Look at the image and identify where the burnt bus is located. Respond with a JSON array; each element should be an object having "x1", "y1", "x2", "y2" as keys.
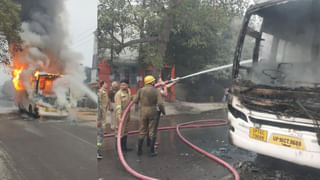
[
  {"x1": 228, "y1": 0, "x2": 320, "y2": 169},
  {"x1": 16, "y1": 72, "x2": 70, "y2": 117}
]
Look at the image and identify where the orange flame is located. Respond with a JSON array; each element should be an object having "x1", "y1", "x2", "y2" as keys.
[
  {"x1": 34, "y1": 71, "x2": 40, "y2": 79},
  {"x1": 10, "y1": 44, "x2": 28, "y2": 91},
  {"x1": 12, "y1": 68, "x2": 25, "y2": 91},
  {"x1": 9, "y1": 44, "x2": 63, "y2": 92}
]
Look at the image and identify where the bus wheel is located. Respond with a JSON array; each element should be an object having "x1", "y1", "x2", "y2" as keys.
[
  {"x1": 28, "y1": 105, "x2": 33, "y2": 117},
  {"x1": 33, "y1": 107, "x2": 40, "y2": 118},
  {"x1": 18, "y1": 104, "x2": 24, "y2": 113}
]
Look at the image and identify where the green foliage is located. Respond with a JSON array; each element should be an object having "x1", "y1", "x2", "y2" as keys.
[
  {"x1": 166, "y1": 0, "x2": 248, "y2": 80},
  {"x1": 97, "y1": 0, "x2": 250, "y2": 79},
  {"x1": 97, "y1": 0, "x2": 164, "y2": 62},
  {"x1": 0, "y1": 0, "x2": 21, "y2": 44}
]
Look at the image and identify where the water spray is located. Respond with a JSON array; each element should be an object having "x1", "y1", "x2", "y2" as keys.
[{"x1": 156, "y1": 59, "x2": 252, "y2": 87}]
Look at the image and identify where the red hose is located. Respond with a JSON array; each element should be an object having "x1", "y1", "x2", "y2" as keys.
[
  {"x1": 176, "y1": 120, "x2": 240, "y2": 180},
  {"x1": 116, "y1": 102, "x2": 157, "y2": 180},
  {"x1": 112, "y1": 101, "x2": 240, "y2": 180}
]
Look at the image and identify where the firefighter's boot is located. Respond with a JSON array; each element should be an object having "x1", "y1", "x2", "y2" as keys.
[
  {"x1": 97, "y1": 149, "x2": 103, "y2": 159},
  {"x1": 120, "y1": 136, "x2": 126, "y2": 153},
  {"x1": 123, "y1": 136, "x2": 132, "y2": 152},
  {"x1": 146, "y1": 136, "x2": 151, "y2": 147},
  {"x1": 150, "y1": 137, "x2": 158, "y2": 157},
  {"x1": 114, "y1": 137, "x2": 117, "y2": 152},
  {"x1": 137, "y1": 138, "x2": 144, "y2": 156}
]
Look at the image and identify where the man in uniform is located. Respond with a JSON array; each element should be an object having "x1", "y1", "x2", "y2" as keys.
[
  {"x1": 134, "y1": 75, "x2": 165, "y2": 156},
  {"x1": 114, "y1": 79, "x2": 132, "y2": 153},
  {"x1": 146, "y1": 76, "x2": 180, "y2": 147},
  {"x1": 97, "y1": 81, "x2": 110, "y2": 159},
  {"x1": 108, "y1": 81, "x2": 119, "y2": 130}
]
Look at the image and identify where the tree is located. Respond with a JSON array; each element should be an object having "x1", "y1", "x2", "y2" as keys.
[
  {"x1": 0, "y1": 0, "x2": 21, "y2": 44},
  {"x1": 166, "y1": 0, "x2": 248, "y2": 77},
  {"x1": 97, "y1": 0, "x2": 167, "y2": 67},
  {"x1": 97, "y1": 0, "x2": 251, "y2": 101},
  {"x1": 97, "y1": 0, "x2": 249, "y2": 71}
]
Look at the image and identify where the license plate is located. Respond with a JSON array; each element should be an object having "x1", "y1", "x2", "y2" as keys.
[
  {"x1": 45, "y1": 108, "x2": 57, "y2": 112},
  {"x1": 269, "y1": 134, "x2": 305, "y2": 150},
  {"x1": 249, "y1": 127, "x2": 268, "y2": 142}
]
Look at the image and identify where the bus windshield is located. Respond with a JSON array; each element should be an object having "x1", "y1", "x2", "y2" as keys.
[
  {"x1": 38, "y1": 76, "x2": 56, "y2": 95},
  {"x1": 235, "y1": 0, "x2": 320, "y2": 88}
]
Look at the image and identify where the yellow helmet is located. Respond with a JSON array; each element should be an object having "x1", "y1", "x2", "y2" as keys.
[{"x1": 144, "y1": 75, "x2": 155, "y2": 85}]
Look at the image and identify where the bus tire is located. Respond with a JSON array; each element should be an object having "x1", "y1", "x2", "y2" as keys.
[
  {"x1": 18, "y1": 104, "x2": 24, "y2": 113},
  {"x1": 33, "y1": 107, "x2": 39, "y2": 118},
  {"x1": 28, "y1": 105, "x2": 33, "y2": 117}
]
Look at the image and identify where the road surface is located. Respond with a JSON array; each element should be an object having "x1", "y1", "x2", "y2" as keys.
[
  {"x1": 98, "y1": 109, "x2": 320, "y2": 180},
  {"x1": 0, "y1": 97, "x2": 96, "y2": 180}
]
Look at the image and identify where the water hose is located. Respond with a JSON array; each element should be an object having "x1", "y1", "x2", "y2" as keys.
[
  {"x1": 116, "y1": 102, "x2": 157, "y2": 180},
  {"x1": 112, "y1": 101, "x2": 240, "y2": 180},
  {"x1": 176, "y1": 120, "x2": 240, "y2": 180}
]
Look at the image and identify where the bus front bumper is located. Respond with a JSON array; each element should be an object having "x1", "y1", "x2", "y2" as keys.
[
  {"x1": 38, "y1": 107, "x2": 69, "y2": 117},
  {"x1": 229, "y1": 113, "x2": 320, "y2": 169}
]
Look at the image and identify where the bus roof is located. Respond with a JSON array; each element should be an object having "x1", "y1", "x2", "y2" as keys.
[{"x1": 38, "y1": 72, "x2": 62, "y2": 76}]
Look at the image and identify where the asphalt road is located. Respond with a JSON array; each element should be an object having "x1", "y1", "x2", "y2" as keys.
[
  {"x1": 99, "y1": 111, "x2": 235, "y2": 180},
  {"x1": 99, "y1": 110, "x2": 320, "y2": 180},
  {"x1": 0, "y1": 98, "x2": 96, "y2": 180}
]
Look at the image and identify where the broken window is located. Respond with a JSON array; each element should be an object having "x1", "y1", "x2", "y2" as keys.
[
  {"x1": 237, "y1": 0, "x2": 320, "y2": 87},
  {"x1": 233, "y1": 0, "x2": 320, "y2": 124},
  {"x1": 38, "y1": 76, "x2": 58, "y2": 96}
]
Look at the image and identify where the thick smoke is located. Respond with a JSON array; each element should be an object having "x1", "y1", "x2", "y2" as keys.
[
  {"x1": 13, "y1": 0, "x2": 97, "y2": 105},
  {"x1": 16, "y1": 0, "x2": 82, "y2": 74}
]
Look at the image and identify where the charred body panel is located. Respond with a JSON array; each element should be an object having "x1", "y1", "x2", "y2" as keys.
[
  {"x1": 233, "y1": 84, "x2": 320, "y2": 121},
  {"x1": 229, "y1": 0, "x2": 320, "y2": 169}
]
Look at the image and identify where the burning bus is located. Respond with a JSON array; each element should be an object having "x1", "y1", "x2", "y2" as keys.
[
  {"x1": 14, "y1": 70, "x2": 70, "y2": 118},
  {"x1": 228, "y1": 0, "x2": 320, "y2": 169}
]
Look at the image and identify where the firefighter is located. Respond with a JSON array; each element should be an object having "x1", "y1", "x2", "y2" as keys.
[
  {"x1": 97, "y1": 81, "x2": 110, "y2": 159},
  {"x1": 151, "y1": 77, "x2": 180, "y2": 147},
  {"x1": 146, "y1": 76, "x2": 179, "y2": 147},
  {"x1": 134, "y1": 75, "x2": 165, "y2": 156},
  {"x1": 108, "y1": 81, "x2": 119, "y2": 130},
  {"x1": 114, "y1": 79, "x2": 132, "y2": 153}
]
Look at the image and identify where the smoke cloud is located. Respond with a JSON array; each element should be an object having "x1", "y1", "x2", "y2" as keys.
[{"x1": 12, "y1": 0, "x2": 97, "y2": 107}]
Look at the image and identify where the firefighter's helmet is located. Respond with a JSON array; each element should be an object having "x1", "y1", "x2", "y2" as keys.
[{"x1": 144, "y1": 75, "x2": 155, "y2": 85}]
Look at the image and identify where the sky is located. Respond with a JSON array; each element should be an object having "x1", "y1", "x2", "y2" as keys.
[{"x1": 65, "y1": 0, "x2": 98, "y2": 68}]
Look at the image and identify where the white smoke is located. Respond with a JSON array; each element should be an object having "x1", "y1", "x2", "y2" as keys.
[{"x1": 13, "y1": 0, "x2": 97, "y2": 108}]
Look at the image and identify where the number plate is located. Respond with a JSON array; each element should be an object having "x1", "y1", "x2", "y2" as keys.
[
  {"x1": 45, "y1": 108, "x2": 57, "y2": 112},
  {"x1": 249, "y1": 127, "x2": 268, "y2": 142},
  {"x1": 269, "y1": 134, "x2": 305, "y2": 150}
]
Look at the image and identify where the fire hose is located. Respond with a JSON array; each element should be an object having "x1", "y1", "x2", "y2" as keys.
[{"x1": 109, "y1": 101, "x2": 240, "y2": 180}]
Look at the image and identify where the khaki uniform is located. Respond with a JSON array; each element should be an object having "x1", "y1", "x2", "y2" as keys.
[
  {"x1": 114, "y1": 89, "x2": 132, "y2": 137},
  {"x1": 134, "y1": 84, "x2": 165, "y2": 139},
  {"x1": 97, "y1": 88, "x2": 109, "y2": 152},
  {"x1": 98, "y1": 88, "x2": 109, "y2": 122},
  {"x1": 108, "y1": 88, "x2": 119, "y2": 129}
]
